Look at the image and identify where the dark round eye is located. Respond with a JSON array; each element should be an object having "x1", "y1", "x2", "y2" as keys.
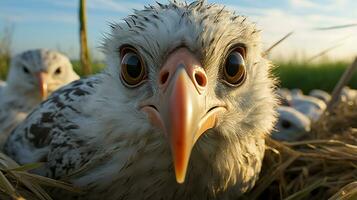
[
  {"x1": 223, "y1": 47, "x2": 246, "y2": 86},
  {"x1": 54, "y1": 67, "x2": 62, "y2": 75},
  {"x1": 281, "y1": 120, "x2": 291, "y2": 129},
  {"x1": 23, "y1": 66, "x2": 30, "y2": 74},
  {"x1": 120, "y1": 47, "x2": 146, "y2": 87}
]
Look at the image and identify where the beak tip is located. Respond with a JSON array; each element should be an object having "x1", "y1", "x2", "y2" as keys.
[
  {"x1": 174, "y1": 159, "x2": 188, "y2": 184},
  {"x1": 37, "y1": 72, "x2": 48, "y2": 100},
  {"x1": 175, "y1": 173, "x2": 186, "y2": 184}
]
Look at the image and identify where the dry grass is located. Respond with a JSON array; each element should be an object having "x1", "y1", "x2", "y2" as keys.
[
  {"x1": 244, "y1": 101, "x2": 357, "y2": 200},
  {"x1": 0, "y1": 103, "x2": 355, "y2": 200},
  {"x1": 0, "y1": 153, "x2": 80, "y2": 200},
  {"x1": 0, "y1": 92, "x2": 355, "y2": 200}
]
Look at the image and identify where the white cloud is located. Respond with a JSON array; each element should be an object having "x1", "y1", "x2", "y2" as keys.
[
  {"x1": 2, "y1": 0, "x2": 356, "y2": 61},
  {"x1": 228, "y1": 4, "x2": 357, "y2": 61},
  {"x1": 290, "y1": 0, "x2": 355, "y2": 13}
]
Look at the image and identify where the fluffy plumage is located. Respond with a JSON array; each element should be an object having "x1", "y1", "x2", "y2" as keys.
[
  {"x1": 0, "y1": 49, "x2": 79, "y2": 146},
  {"x1": 4, "y1": 1, "x2": 277, "y2": 199},
  {"x1": 276, "y1": 88, "x2": 292, "y2": 106}
]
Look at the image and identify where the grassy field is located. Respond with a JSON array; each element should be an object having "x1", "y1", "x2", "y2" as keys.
[
  {"x1": 71, "y1": 60, "x2": 106, "y2": 76},
  {"x1": 274, "y1": 61, "x2": 357, "y2": 93},
  {"x1": 1, "y1": 60, "x2": 357, "y2": 93}
]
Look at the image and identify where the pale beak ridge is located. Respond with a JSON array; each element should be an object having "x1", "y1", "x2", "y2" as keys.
[{"x1": 36, "y1": 72, "x2": 48, "y2": 100}]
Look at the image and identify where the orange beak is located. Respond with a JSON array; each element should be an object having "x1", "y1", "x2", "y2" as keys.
[
  {"x1": 36, "y1": 72, "x2": 48, "y2": 100},
  {"x1": 141, "y1": 48, "x2": 226, "y2": 183}
]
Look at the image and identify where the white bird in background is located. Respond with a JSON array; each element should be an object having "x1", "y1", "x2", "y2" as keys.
[
  {"x1": 290, "y1": 88, "x2": 303, "y2": 97},
  {"x1": 309, "y1": 89, "x2": 331, "y2": 103},
  {"x1": 290, "y1": 95, "x2": 326, "y2": 122},
  {"x1": 274, "y1": 86, "x2": 356, "y2": 142},
  {"x1": 4, "y1": 1, "x2": 278, "y2": 199},
  {"x1": 341, "y1": 86, "x2": 357, "y2": 103},
  {"x1": 272, "y1": 106, "x2": 311, "y2": 141},
  {"x1": 276, "y1": 88, "x2": 327, "y2": 122},
  {"x1": 273, "y1": 88, "x2": 325, "y2": 142},
  {"x1": 0, "y1": 49, "x2": 79, "y2": 146}
]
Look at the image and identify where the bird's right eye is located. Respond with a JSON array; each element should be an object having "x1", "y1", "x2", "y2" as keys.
[
  {"x1": 120, "y1": 47, "x2": 146, "y2": 87},
  {"x1": 23, "y1": 66, "x2": 30, "y2": 74}
]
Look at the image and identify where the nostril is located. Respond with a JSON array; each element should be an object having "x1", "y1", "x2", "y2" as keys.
[
  {"x1": 194, "y1": 72, "x2": 207, "y2": 87},
  {"x1": 160, "y1": 71, "x2": 169, "y2": 85}
]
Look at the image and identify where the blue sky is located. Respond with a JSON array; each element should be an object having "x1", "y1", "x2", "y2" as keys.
[{"x1": 0, "y1": 0, "x2": 357, "y2": 61}]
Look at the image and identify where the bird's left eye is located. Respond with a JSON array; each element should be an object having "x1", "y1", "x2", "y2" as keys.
[
  {"x1": 223, "y1": 47, "x2": 247, "y2": 86},
  {"x1": 120, "y1": 47, "x2": 146, "y2": 87},
  {"x1": 281, "y1": 120, "x2": 292, "y2": 129},
  {"x1": 54, "y1": 67, "x2": 62, "y2": 75},
  {"x1": 22, "y1": 66, "x2": 30, "y2": 74}
]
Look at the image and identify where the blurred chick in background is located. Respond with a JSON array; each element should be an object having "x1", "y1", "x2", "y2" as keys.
[{"x1": 0, "y1": 49, "x2": 79, "y2": 146}]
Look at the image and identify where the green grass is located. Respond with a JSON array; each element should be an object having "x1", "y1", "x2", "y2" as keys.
[
  {"x1": 1, "y1": 60, "x2": 356, "y2": 93},
  {"x1": 0, "y1": 53, "x2": 10, "y2": 81},
  {"x1": 71, "y1": 60, "x2": 105, "y2": 76},
  {"x1": 0, "y1": 61, "x2": 9, "y2": 80},
  {"x1": 273, "y1": 61, "x2": 357, "y2": 93}
]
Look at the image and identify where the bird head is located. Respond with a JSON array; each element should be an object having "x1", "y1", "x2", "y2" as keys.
[
  {"x1": 98, "y1": 0, "x2": 277, "y2": 188},
  {"x1": 272, "y1": 106, "x2": 311, "y2": 141},
  {"x1": 6, "y1": 49, "x2": 79, "y2": 101}
]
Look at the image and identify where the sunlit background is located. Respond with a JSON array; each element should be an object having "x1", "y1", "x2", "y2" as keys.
[{"x1": 0, "y1": 0, "x2": 357, "y2": 61}]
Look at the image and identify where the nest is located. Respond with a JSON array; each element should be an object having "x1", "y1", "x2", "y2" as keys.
[
  {"x1": 244, "y1": 101, "x2": 357, "y2": 200},
  {"x1": 0, "y1": 102, "x2": 356, "y2": 200},
  {"x1": 0, "y1": 153, "x2": 79, "y2": 200}
]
